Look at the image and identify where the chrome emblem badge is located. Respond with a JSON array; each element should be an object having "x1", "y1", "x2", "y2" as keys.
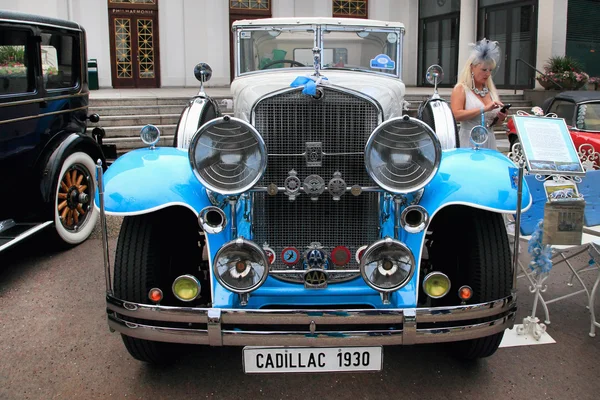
[
  {"x1": 328, "y1": 171, "x2": 346, "y2": 201},
  {"x1": 303, "y1": 269, "x2": 328, "y2": 289},
  {"x1": 263, "y1": 244, "x2": 276, "y2": 265},
  {"x1": 284, "y1": 170, "x2": 301, "y2": 201},
  {"x1": 281, "y1": 247, "x2": 300, "y2": 266},
  {"x1": 303, "y1": 174, "x2": 325, "y2": 201},
  {"x1": 305, "y1": 142, "x2": 323, "y2": 167}
]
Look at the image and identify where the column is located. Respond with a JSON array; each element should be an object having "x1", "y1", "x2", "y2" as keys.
[
  {"x1": 535, "y1": 0, "x2": 568, "y2": 88},
  {"x1": 457, "y1": 0, "x2": 477, "y2": 71},
  {"x1": 183, "y1": 0, "x2": 230, "y2": 86}
]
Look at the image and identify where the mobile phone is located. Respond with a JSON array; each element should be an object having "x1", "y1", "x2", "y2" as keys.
[{"x1": 489, "y1": 104, "x2": 512, "y2": 127}]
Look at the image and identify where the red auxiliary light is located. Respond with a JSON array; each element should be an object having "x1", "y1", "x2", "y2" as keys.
[
  {"x1": 355, "y1": 245, "x2": 368, "y2": 263},
  {"x1": 458, "y1": 285, "x2": 473, "y2": 301},
  {"x1": 148, "y1": 288, "x2": 163, "y2": 303},
  {"x1": 331, "y1": 246, "x2": 351, "y2": 266}
]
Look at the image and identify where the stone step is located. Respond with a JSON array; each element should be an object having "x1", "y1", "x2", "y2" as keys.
[
  {"x1": 91, "y1": 114, "x2": 180, "y2": 127},
  {"x1": 90, "y1": 93, "x2": 528, "y2": 107},
  {"x1": 90, "y1": 105, "x2": 186, "y2": 116},
  {"x1": 108, "y1": 136, "x2": 175, "y2": 153},
  {"x1": 89, "y1": 95, "x2": 231, "y2": 107},
  {"x1": 90, "y1": 124, "x2": 176, "y2": 138}
]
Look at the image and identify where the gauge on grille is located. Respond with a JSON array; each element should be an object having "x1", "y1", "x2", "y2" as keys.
[
  {"x1": 189, "y1": 116, "x2": 267, "y2": 195},
  {"x1": 364, "y1": 116, "x2": 441, "y2": 194}
]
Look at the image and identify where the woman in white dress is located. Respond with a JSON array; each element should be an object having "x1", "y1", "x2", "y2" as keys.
[{"x1": 450, "y1": 39, "x2": 507, "y2": 149}]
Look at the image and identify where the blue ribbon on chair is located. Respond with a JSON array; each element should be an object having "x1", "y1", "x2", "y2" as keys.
[
  {"x1": 290, "y1": 76, "x2": 328, "y2": 96},
  {"x1": 528, "y1": 220, "x2": 553, "y2": 274}
]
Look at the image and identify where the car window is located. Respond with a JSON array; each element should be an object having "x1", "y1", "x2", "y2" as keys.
[
  {"x1": 0, "y1": 28, "x2": 33, "y2": 96},
  {"x1": 41, "y1": 31, "x2": 78, "y2": 90},
  {"x1": 239, "y1": 29, "x2": 315, "y2": 73},
  {"x1": 576, "y1": 102, "x2": 600, "y2": 130},
  {"x1": 548, "y1": 100, "x2": 576, "y2": 123}
]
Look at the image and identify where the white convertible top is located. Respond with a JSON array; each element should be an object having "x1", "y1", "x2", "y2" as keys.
[{"x1": 232, "y1": 17, "x2": 404, "y2": 29}]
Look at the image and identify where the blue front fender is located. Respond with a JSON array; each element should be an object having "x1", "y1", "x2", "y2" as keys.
[
  {"x1": 421, "y1": 148, "x2": 532, "y2": 214},
  {"x1": 96, "y1": 147, "x2": 210, "y2": 215}
]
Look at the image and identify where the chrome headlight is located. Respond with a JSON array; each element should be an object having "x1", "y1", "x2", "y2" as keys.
[
  {"x1": 189, "y1": 116, "x2": 267, "y2": 195},
  {"x1": 360, "y1": 238, "x2": 415, "y2": 292},
  {"x1": 214, "y1": 238, "x2": 269, "y2": 293},
  {"x1": 365, "y1": 116, "x2": 441, "y2": 193}
]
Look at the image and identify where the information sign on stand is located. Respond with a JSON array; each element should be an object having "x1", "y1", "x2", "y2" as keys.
[
  {"x1": 512, "y1": 116, "x2": 585, "y2": 176},
  {"x1": 512, "y1": 115, "x2": 585, "y2": 245}
]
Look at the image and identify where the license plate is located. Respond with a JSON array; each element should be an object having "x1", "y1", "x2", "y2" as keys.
[{"x1": 243, "y1": 346, "x2": 383, "y2": 374}]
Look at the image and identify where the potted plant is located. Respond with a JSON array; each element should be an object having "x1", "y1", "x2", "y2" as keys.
[
  {"x1": 537, "y1": 56, "x2": 589, "y2": 90},
  {"x1": 588, "y1": 77, "x2": 600, "y2": 90}
]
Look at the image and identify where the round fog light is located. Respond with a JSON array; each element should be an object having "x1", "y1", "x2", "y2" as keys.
[
  {"x1": 214, "y1": 238, "x2": 269, "y2": 293},
  {"x1": 423, "y1": 272, "x2": 451, "y2": 299},
  {"x1": 360, "y1": 238, "x2": 415, "y2": 292},
  {"x1": 172, "y1": 275, "x2": 201, "y2": 302}
]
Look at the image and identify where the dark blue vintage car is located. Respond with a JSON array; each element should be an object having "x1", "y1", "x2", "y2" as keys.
[{"x1": 0, "y1": 11, "x2": 110, "y2": 252}]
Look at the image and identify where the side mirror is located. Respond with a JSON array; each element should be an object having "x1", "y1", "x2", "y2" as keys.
[
  {"x1": 194, "y1": 63, "x2": 212, "y2": 95},
  {"x1": 470, "y1": 125, "x2": 489, "y2": 149},
  {"x1": 425, "y1": 65, "x2": 444, "y2": 99}
]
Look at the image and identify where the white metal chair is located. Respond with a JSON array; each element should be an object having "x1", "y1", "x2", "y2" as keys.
[{"x1": 508, "y1": 143, "x2": 600, "y2": 337}]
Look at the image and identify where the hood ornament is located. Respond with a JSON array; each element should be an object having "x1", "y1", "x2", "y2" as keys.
[{"x1": 312, "y1": 47, "x2": 321, "y2": 77}]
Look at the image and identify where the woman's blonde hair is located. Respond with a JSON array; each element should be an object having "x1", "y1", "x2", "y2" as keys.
[{"x1": 454, "y1": 41, "x2": 501, "y2": 102}]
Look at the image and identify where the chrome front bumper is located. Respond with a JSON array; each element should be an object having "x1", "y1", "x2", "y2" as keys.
[{"x1": 107, "y1": 294, "x2": 516, "y2": 346}]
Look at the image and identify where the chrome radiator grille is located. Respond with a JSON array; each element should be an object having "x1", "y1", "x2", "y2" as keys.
[
  {"x1": 251, "y1": 88, "x2": 382, "y2": 283},
  {"x1": 253, "y1": 192, "x2": 380, "y2": 281},
  {"x1": 253, "y1": 88, "x2": 380, "y2": 187}
]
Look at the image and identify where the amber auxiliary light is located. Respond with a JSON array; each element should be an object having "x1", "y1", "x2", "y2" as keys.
[
  {"x1": 172, "y1": 275, "x2": 201, "y2": 302},
  {"x1": 422, "y1": 272, "x2": 451, "y2": 299}
]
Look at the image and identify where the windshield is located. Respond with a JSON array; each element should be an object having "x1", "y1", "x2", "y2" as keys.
[
  {"x1": 236, "y1": 26, "x2": 401, "y2": 77},
  {"x1": 576, "y1": 102, "x2": 600, "y2": 131}
]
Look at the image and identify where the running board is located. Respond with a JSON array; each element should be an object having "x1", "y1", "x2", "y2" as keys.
[{"x1": 0, "y1": 220, "x2": 54, "y2": 252}]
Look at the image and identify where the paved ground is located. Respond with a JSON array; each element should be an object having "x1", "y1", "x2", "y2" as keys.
[
  {"x1": 89, "y1": 86, "x2": 523, "y2": 99},
  {"x1": 0, "y1": 223, "x2": 599, "y2": 400}
]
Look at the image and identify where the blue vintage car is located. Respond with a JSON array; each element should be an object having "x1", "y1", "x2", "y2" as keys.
[{"x1": 99, "y1": 18, "x2": 531, "y2": 370}]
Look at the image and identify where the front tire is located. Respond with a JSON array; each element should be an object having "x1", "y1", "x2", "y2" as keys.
[
  {"x1": 114, "y1": 208, "x2": 203, "y2": 363},
  {"x1": 52, "y1": 151, "x2": 98, "y2": 245},
  {"x1": 429, "y1": 207, "x2": 512, "y2": 359}
]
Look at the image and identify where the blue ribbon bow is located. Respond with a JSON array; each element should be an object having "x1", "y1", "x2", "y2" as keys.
[
  {"x1": 290, "y1": 76, "x2": 328, "y2": 96},
  {"x1": 528, "y1": 220, "x2": 553, "y2": 274}
]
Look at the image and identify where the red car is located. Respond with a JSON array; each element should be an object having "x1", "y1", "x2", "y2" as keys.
[{"x1": 507, "y1": 91, "x2": 600, "y2": 158}]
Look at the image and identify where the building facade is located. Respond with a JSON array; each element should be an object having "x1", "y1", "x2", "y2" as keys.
[{"x1": 1, "y1": 0, "x2": 596, "y2": 89}]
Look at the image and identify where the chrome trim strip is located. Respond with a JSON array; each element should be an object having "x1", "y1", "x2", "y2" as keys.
[
  {"x1": 249, "y1": 186, "x2": 382, "y2": 193},
  {"x1": 106, "y1": 293, "x2": 515, "y2": 325},
  {"x1": 270, "y1": 269, "x2": 361, "y2": 275},
  {"x1": 0, "y1": 221, "x2": 53, "y2": 253},
  {"x1": 107, "y1": 309, "x2": 515, "y2": 346},
  {"x1": 0, "y1": 91, "x2": 86, "y2": 108},
  {"x1": 97, "y1": 161, "x2": 112, "y2": 295},
  {"x1": 0, "y1": 105, "x2": 88, "y2": 125},
  {"x1": 0, "y1": 17, "x2": 82, "y2": 32}
]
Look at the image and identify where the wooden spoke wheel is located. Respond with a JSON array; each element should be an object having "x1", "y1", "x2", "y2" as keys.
[
  {"x1": 57, "y1": 164, "x2": 93, "y2": 231},
  {"x1": 52, "y1": 152, "x2": 98, "y2": 245}
]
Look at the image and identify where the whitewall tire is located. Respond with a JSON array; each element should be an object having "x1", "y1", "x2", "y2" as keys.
[{"x1": 53, "y1": 151, "x2": 98, "y2": 245}]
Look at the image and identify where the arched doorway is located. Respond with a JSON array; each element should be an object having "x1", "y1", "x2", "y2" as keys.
[{"x1": 108, "y1": 0, "x2": 161, "y2": 88}]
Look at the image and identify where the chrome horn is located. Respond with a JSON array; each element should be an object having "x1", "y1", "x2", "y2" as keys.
[
  {"x1": 198, "y1": 206, "x2": 227, "y2": 234},
  {"x1": 400, "y1": 205, "x2": 429, "y2": 233}
]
